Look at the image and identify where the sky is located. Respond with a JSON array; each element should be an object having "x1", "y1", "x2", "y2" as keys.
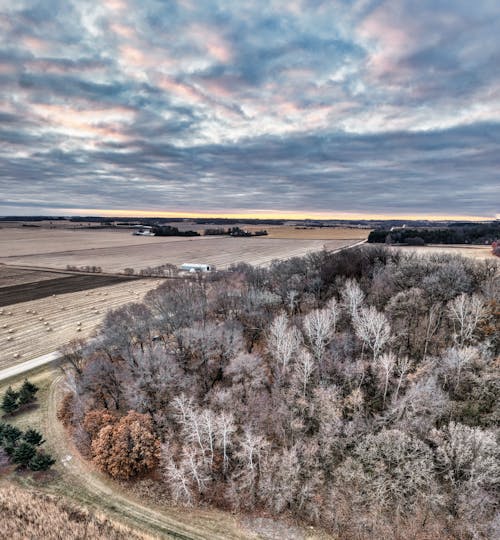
[{"x1": 0, "y1": 0, "x2": 499, "y2": 220}]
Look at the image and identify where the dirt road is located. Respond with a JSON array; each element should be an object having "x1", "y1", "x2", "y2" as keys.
[
  {"x1": 45, "y1": 376, "x2": 257, "y2": 540},
  {"x1": 0, "y1": 351, "x2": 62, "y2": 383}
]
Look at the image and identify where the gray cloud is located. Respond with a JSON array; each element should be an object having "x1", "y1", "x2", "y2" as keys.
[{"x1": 0, "y1": 0, "x2": 499, "y2": 218}]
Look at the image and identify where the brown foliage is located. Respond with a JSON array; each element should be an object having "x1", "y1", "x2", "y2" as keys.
[
  {"x1": 57, "y1": 392, "x2": 75, "y2": 427},
  {"x1": 83, "y1": 409, "x2": 117, "y2": 440},
  {"x1": 91, "y1": 411, "x2": 160, "y2": 480}
]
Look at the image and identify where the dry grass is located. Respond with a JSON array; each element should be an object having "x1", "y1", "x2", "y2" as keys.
[
  {"x1": 0, "y1": 279, "x2": 162, "y2": 369},
  {"x1": 0, "y1": 482, "x2": 150, "y2": 540},
  {"x1": 0, "y1": 227, "x2": 361, "y2": 272}
]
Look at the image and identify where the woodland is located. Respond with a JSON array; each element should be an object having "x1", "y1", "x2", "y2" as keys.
[{"x1": 59, "y1": 247, "x2": 499, "y2": 539}]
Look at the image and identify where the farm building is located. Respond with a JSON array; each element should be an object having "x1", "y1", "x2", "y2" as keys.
[
  {"x1": 180, "y1": 263, "x2": 213, "y2": 273},
  {"x1": 132, "y1": 225, "x2": 155, "y2": 236}
]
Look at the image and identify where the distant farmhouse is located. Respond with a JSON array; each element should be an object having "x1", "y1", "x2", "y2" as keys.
[
  {"x1": 132, "y1": 225, "x2": 155, "y2": 236},
  {"x1": 180, "y1": 263, "x2": 213, "y2": 273}
]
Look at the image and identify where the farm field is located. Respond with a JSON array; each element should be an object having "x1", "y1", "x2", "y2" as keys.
[
  {"x1": 246, "y1": 226, "x2": 370, "y2": 240},
  {"x1": 0, "y1": 273, "x2": 138, "y2": 307},
  {"x1": 0, "y1": 279, "x2": 162, "y2": 370},
  {"x1": 0, "y1": 265, "x2": 72, "y2": 288},
  {"x1": 389, "y1": 244, "x2": 494, "y2": 259},
  {"x1": 0, "y1": 226, "x2": 362, "y2": 273},
  {"x1": 0, "y1": 227, "x2": 188, "y2": 257}
]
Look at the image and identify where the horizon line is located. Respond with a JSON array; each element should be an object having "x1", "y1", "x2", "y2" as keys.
[{"x1": 0, "y1": 208, "x2": 498, "y2": 222}]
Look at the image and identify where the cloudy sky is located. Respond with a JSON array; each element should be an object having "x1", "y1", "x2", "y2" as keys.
[{"x1": 0, "y1": 0, "x2": 499, "y2": 219}]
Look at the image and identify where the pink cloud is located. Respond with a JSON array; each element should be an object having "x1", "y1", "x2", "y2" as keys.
[
  {"x1": 188, "y1": 23, "x2": 233, "y2": 63},
  {"x1": 31, "y1": 103, "x2": 134, "y2": 142}
]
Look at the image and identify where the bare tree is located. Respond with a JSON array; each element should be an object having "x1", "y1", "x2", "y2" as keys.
[
  {"x1": 353, "y1": 429, "x2": 438, "y2": 513},
  {"x1": 340, "y1": 278, "x2": 364, "y2": 319},
  {"x1": 294, "y1": 349, "x2": 315, "y2": 397},
  {"x1": 375, "y1": 352, "x2": 396, "y2": 406},
  {"x1": 162, "y1": 445, "x2": 194, "y2": 506},
  {"x1": 267, "y1": 313, "x2": 302, "y2": 373},
  {"x1": 393, "y1": 355, "x2": 411, "y2": 402},
  {"x1": 441, "y1": 346, "x2": 477, "y2": 390},
  {"x1": 302, "y1": 305, "x2": 337, "y2": 363},
  {"x1": 215, "y1": 411, "x2": 236, "y2": 473},
  {"x1": 448, "y1": 293, "x2": 487, "y2": 346},
  {"x1": 353, "y1": 306, "x2": 392, "y2": 360},
  {"x1": 236, "y1": 428, "x2": 269, "y2": 473}
]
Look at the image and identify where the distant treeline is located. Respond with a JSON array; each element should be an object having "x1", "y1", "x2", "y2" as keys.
[
  {"x1": 204, "y1": 227, "x2": 268, "y2": 237},
  {"x1": 194, "y1": 218, "x2": 282, "y2": 225},
  {"x1": 368, "y1": 223, "x2": 500, "y2": 245},
  {"x1": 0, "y1": 216, "x2": 66, "y2": 222},
  {"x1": 151, "y1": 225, "x2": 199, "y2": 237}
]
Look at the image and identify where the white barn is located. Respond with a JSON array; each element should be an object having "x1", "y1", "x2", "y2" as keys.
[{"x1": 180, "y1": 263, "x2": 213, "y2": 273}]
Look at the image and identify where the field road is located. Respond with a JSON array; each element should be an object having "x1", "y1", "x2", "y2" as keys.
[
  {"x1": 45, "y1": 375, "x2": 258, "y2": 539},
  {"x1": 0, "y1": 351, "x2": 62, "y2": 382}
]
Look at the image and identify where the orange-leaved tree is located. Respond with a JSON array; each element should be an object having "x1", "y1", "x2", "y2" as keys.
[{"x1": 91, "y1": 411, "x2": 160, "y2": 480}]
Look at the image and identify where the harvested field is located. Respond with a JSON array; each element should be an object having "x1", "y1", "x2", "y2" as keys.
[
  {"x1": 0, "y1": 228, "x2": 362, "y2": 273},
  {"x1": 245, "y1": 225, "x2": 370, "y2": 240},
  {"x1": 0, "y1": 227, "x2": 183, "y2": 257},
  {"x1": 0, "y1": 274, "x2": 137, "y2": 307},
  {"x1": 389, "y1": 244, "x2": 495, "y2": 260},
  {"x1": 0, "y1": 266, "x2": 72, "y2": 288},
  {"x1": 0, "y1": 279, "x2": 162, "y2": 370}
]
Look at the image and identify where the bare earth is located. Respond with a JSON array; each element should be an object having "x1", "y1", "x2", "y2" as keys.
[
  {"x1": 0, "y1": 227, "x2": 362, "y2": 273},
  {"x1": 0, "y1": 279, "x2": 162, "y2": 370},
  {"x1": 0, "y1": 265, "x2": 72, "y2": 288}
]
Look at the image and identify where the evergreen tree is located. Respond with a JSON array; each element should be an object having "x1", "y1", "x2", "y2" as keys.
[
  {"x1": 0, "y1": 424, "x2": 22, "y2": 446},
  {"x1": 18, "y1": 380, "x2": 39, "y2": 406},
  {"x1": 1, "y1": 387, "x2": 19, "y2": 414},
  {"x1": 29, "y1": 451, "x2": 56, "y2": 471},
  {"x1": 23, "y1": 428, "x2": 44, "y2": 446},
  {"x1": 12, "y1": 442, "x2": 36, "y2": 467}
]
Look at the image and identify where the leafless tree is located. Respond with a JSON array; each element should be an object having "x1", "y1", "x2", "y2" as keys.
[
  {"x1": 302, "y1": 304, "x2": 337, "y2": 363},
  {"x1": 440, "y1": 346, "x2": 477, "y2": 390},
  {"x1": 267, "y1": 313, "x2": 302, "y2": 373},
  {"x1": 353, "y1": 306, "x2": 392, "y2": 360},
  {"x1": 340, "y1": 278, "x2": 364, "y2": 319},
  {"x1": 376, "y1": 352, "x2": 396, "y2": 406},
  {"x1": 448, "y1": 293, "x2": 487, "y2": 346},
  {"x1": 215, "y1": 411, "x2": 236, "y2": 473},
  {"x1": 293, "y1": 349, "x2": 315, "y2": 397}
]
